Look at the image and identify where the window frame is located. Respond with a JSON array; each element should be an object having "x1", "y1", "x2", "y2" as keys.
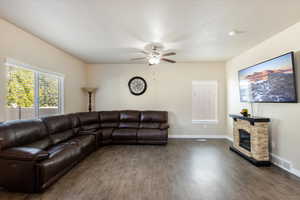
[
  {"x1": 192, "y1": 80, "x2": 218, "y2": 125},
  {"x1": 4, "y1": 58, "x2": 64, "y2": 119}
]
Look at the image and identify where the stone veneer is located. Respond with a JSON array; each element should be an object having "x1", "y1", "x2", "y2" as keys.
[{"x1": 233, "y1": 119, "x2": 269, "y2": 161}]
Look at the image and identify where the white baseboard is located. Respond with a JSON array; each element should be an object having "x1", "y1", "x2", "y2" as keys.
[
  {"x1": 168, "y1": 135, "x2": 234, "y2": 142},
  {"x1": 271, "y1": 153, "x2": 300, "y2": 178},
  {"x1": 225, "y1": 137, "x2": 300, "y2": 178},
  {"x1": 170, "y1": 135, "x2": 300, "y2": 178},
  {"x1": 168, "y1": 135, "x2": 228, "y2": 139},
  {"x1": 225, "y1": 136, "x2": 233, "y2": 142}
]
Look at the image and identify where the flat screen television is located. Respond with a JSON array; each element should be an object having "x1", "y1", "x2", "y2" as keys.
[{"x1": 238, "y1": 52, "x2": 297, "y2": 103}]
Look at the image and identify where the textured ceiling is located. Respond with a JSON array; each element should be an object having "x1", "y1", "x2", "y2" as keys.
[{"x1": 1, "y1": 0, "x2": 300, "y2": 63}]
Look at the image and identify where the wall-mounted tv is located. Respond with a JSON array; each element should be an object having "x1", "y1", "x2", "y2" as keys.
[{"x1": 238, "y1": 52, "x2": 297, "y2": 103}]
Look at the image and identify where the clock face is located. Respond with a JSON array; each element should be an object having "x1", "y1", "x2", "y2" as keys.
[{"x1": 128, "y1": 76, "x2": 147, "y2": 96}]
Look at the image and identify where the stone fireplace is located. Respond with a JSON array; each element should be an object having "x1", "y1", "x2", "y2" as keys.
[{"x1": 229, "y1": 114, "x2": 271, "y2": 166}]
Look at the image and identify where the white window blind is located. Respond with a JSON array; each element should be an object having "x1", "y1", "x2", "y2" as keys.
[
  {"x1": 4, "y1": 59, "x2": 64, "y2": 121},
  {"x1": 192, "y1": 81, "x2": 218, "y2": 124}
]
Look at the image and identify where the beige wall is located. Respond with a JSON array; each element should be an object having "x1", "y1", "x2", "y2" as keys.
[
  {"x1": 87, "y1": 62, "x2": 226, "y2": 136},
  {"x1": 0, "y1": 18, "x2": 87, "y2": 121},
  {"x1": 226, "y1": 21, "x2": 300, "y2": 172}
]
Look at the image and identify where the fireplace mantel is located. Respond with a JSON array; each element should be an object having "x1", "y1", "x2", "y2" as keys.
[
  {"x1": 229, "y1": 114, "x2": 270, "y2": 125},
  {"x1": 229, "y1": 114, "x2": 271, "y2": 166}
]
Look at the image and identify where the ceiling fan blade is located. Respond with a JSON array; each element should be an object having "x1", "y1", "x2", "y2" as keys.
[
  {"x1": 162, "y1": 52, "x2": 176, "y2": 57},
  {"x1": 139, "y1": 51, "x2": 149, "y2": 55},
  {"x1": 131, "y1": 57, "x2": 147, "y2": 61},
  {"x1": 162, "y1": 58, "x2": 176, "y2": 63}
]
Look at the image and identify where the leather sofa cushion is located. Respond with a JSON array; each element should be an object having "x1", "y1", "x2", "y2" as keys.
[
  {"x1": 38, "y1": 143, "x2": 81, "y2": 185},
  {"x1": 99, "y1": 111, "x2": 119, "y2": 122},
  {"x1": 137, "y1": 129, "x2": 167, "y2": 140},
  {"x1": 68, "y1": 135, "x2": 96, "y2": 155},
  {"x1": 51, "y1": 130, "x2": 74, "y2": 145},
  {"x1": 3, "y1": 120, "x2": 49, "y2": 149},
  {"x1": 141, "y1": 111, "x2": 168, "y2": 123},
  {"x1": 101, "y1": 128, "x2": 113, "y2": 140},
  {"x1": 101, "y1": 122, "x2": 118, "y2": 128},
  {"x1": 0, "y1": 123, "x2": 16, "y2": 150},
  {"x1": 120, "y1": 111, "x2": 140, "y2": 122},
  {"x1": 139, "y1": 122, "x2": 160, "y2": 129},
  {"x1": 77, "y1": 112, "x2": 100, "y2": 131},
  {"x1": 81, "y1": 123, "x2": 100, "y2": 131},
  {"x1": 42, "y1": 115, "x2": 75, "y2": 145},
  {"x1": 100, "y1": 111, "x2": 119, "y2": 128},
  {"x1": 79, "y1": 129, "x2": 102, "y2": 145},
  {"x1": 42, "y1": 115, "x2": 73, "y2": 135},
  {"x1": 68, "y1": 114, "x2": 81, "y2": 134},
  {"x1": 0, "y1": 147, "x2": 49, "y2": 161},
  {"x1": 119, "y1": 122, "x2": 139, "y2": 129},
  {"x1": 160, "y1": 123, "x2": 170, "y2": 130},
  {"x1": 23, "y1": 138, "x2": 53, "y2": 150},
  {"x1": 112, "y1": 129, "x2": 137, "y2": 140}
]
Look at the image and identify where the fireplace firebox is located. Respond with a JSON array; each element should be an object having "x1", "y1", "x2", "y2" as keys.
[{"x1": 239, "y1": 129, "x2": 251, "y2": 151}]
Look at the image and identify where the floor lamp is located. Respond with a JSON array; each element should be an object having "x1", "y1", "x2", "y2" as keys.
[{"x1": 82, "y1": 87, "x2": 98, "y2": 112}]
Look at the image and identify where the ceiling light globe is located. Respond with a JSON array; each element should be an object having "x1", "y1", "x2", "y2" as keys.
[
  {"x1": 228, "y1": 30, "x2": 237, "y2": 36},
  {"x1": 148, "y1": 57, "x2": 160, "y2": 65}
]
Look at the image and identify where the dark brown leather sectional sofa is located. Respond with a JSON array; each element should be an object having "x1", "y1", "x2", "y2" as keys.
[{"x1": 0, "y1": 110, "x2": 169, "y2": 193}]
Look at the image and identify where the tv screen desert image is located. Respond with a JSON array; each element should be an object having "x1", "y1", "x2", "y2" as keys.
[{"x1": 239, "y1": 52, "x2": 297, "y2": 103}]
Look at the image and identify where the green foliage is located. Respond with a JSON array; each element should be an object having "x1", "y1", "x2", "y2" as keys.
[
  {"x1": 6, "y1": 66, "x2": 59, "y2": 108},
  {"x1": 39, "y1": 74, "x2": 59, "y2": 107},
  {"x1": 6, "y1": 66, "x2": 34, "y2": 107}
]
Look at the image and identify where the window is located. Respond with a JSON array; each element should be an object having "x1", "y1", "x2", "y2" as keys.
[
  {"x1": 5, "y1": 59, "x2": 64, "y2": 120},
  {"x1": 192, "y1": 81, "x2": 218, "y2": 124}
]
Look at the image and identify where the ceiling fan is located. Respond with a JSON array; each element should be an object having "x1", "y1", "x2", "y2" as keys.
[{"x1": 131, "y1": 43, "x2": 176, "y2": 65}]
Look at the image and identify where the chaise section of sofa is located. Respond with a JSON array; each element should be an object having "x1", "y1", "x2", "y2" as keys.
[
  {"x1": 0, "y1": 120, "x2": 53, "y2": 192},
  {"x1": 39, "y1": 115, "x2": 97, "y2": 189},
  {"x1": 0, "y1": 115, "x2": 97, "y2": 193}
]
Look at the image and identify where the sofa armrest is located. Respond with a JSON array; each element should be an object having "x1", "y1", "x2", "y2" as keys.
[
  {"x1": 160, "y1": 123, "x2": 170, "y2": 130},
  {"x1": 0, "y1": 147, "x2": 49, "y2": 161}
]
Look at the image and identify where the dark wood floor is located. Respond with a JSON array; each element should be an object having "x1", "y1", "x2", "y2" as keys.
[{"x1": 1, "y1": 139, "x2": 300, "y2": 200}]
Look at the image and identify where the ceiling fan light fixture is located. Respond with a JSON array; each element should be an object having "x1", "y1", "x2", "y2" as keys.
[
  {"x1": 131, "y1": 43, "x2": 176, "y2": 65},
  {"x1": 228, "y1": 30, "x2": 237, "y2": 36},
  {"x1": 148, "y1": 55, "x2": 161, "y2": 65}
]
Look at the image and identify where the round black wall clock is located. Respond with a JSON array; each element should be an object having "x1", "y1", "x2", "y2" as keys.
[{"x1": 128, "y1": 76, "x2": 147, "y2": 96}]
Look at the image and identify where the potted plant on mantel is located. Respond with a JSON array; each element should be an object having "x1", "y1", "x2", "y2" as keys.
[{"x1": 240, "y1": 108, "x2": 250, "y2": 117}]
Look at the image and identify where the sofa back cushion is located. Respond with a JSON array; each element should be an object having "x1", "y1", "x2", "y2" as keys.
[
  {"x1": 100, "y1": 111, "x2": 119, "y2": 128},
  {"x1": 0, "y1": 120, "x2": 51, "y2": 150},
  {"x1": 0, "y1": 123, "x2": 16, "y2": 150},
  {"x1": 77, "y1": 112, "x2": 100, "y2": 131},
  {"x1": 119, "y1": 110, "x2": 140, "y2": 129},
  {"x1": 140, "y1": 111, "x2": 168, "y2": 129},
  {"x1": 68, "y1": 114, "x2": 81, "y2": 134},
  {"x1": 42, "y1": 115, "x2": 74, "y2": 145}
]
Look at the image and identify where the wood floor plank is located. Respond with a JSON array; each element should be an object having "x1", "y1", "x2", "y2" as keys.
[{"x1": 1, "y1": 139, "x2": 300, "y2": 200}]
